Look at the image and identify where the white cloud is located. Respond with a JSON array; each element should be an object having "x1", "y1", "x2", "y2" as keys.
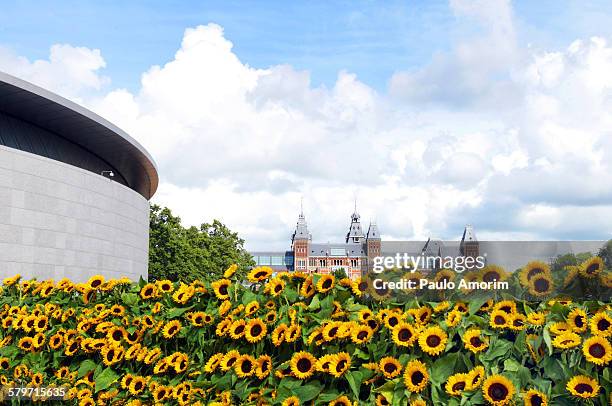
[{"x1": 2, "y1": 6, "x2": 612, "y2": 249}]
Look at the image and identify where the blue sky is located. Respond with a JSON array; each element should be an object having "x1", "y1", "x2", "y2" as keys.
[
  {"x1": 3, "y1": 0, "x2": 612, "y2": 92},
  {"x1": 1, "y1": 0, "x2": 612, "y2": 247}
]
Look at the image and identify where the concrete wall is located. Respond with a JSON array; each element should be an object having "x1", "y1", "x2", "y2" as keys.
[{"x1": 0, "y1": 145, "x2": 149, "y2": 283}]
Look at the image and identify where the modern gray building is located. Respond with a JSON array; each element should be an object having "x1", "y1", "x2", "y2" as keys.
[{"x1": 0, "y1": 71, "x2": 158, "y2": 283}]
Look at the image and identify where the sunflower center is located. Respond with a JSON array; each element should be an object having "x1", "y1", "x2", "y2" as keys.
[
  {"x1": 574, "y1": 316, "x2": 584, "y2": 327},
  {"x1": 274, "y1": 284, "x2": 282, "y2": 293},
  {"x1": 234, "y1": 325, "x2": 244, "y2": 335},
  {"x1": 169, "y1": 326, "x2": 178, "y2": 335},
  {"x1": 255, "y1": 271, "x2": 267, "y2": 279},
  {"x1": 597, "y1": 318, "x2": 611, "y2": 331},
  {"x1": 530, "y1": 394, "x2": 543, "y2": 406},
  {"x1": 426, "y1": 335, "x2": 441, "y2": 347},
  {"x1": 575, "y1": 383, "x2": 593, "y2": 394},
  {"x1": 488, "y1": 383, "x2": 509, "y2": 400},
  {"x1": 470, "y1": 337, "x2": 483, "y2": 347},
  {"x1": 494, "y1": 315, "x2": 506, "y2": 325},
  {"x1": 534, "y1": 278, "x2": 549, "y2": 292},
  {"x1": 586, "y1": 263, "x2": 599, "y2": 274},
  {"x1": 219, "y1": 285, "x2": 228, "y2": 295},
  {"x1": 452, "y1": 382, "x2": 466, "y2": 391},
  {"x1": 329, "y1": 327, "x2": 338, "y2": 337},
  {"x1": 411, "y1": 371, "x2": 424, "y2": 385},
  {"x1": 589, "y1": 343, "x2": 605, "y2": 358},
  {"x1": 297, "y1": 358, "x2": 312, "y2": 373},
  {"x1": 398, "y1": 328, "x2": 412, "y2": 342},
  {"x1": 322, "y1": 279, "x2": 332, "y2": 289},
  {"x1": 336, "y1": 360, "x2": 347, "y2": 371},
  {"x1": 387, "y1": 317, "x2": 398, "y2": 327},
  {"x1": 113, "y1": 331, "x2": 122, "y2": 341},
  {"x1": 358, "y1": 282, "x2": 368, "y2": 291},
  {"x1": 383, "y1": 363, "x2": 397, "y2": 373},
  {"x1": 357, "y1": 331, "x2": 368, "y2": 340},
  {"x1": 144, "y1": 288, "x2": 153, "y2": 296},
  {"x1": 251, "y1": 324, "x2": 262, "y2": 336},
  {"x1": 241, "y1": 360, "x2": 253, "y2": 373},
  {"x1": 483, "y1": 272, "x2": 499, "y2": 282},
  {"x1": 261, "y1": 360, "x2": 269, "y2": 370}
]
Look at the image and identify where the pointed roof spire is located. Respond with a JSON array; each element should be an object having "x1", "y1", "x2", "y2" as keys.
[
  {"x1": 461, "y1": 224, "x2": 477, "y2": 242},
  {"x1": 367, "y1": 221, "x2": 380, "y2": 240},
  {"x1": 346, "y1": 201, "x2": 364, "y2": 243},
  {"x1": 292, "y1": 199, "x2": 310, "y2": 243}
]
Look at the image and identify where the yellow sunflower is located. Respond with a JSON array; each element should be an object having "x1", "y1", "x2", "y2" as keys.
[
  {"x1": 266, "y1": 278, "x2": 286, "y2": 297},
  {"x1": 462, "y1": 329, "x2": 489, "y2": 353},
  {"x1": 590, "y1": 312, "x2": 612, "y2": 337},
  {"x1": 281, "y1": 396, "x2": 300, "y2": 406},
  {"x1": 300, "y1": 276, "x2": 315, "y2": 297},
  {"x1": 223, "y1": 264, "x2": 238, "y2": 278},
  {"x1": 519, "y1": 261, "x2": 551, "y2": 287},
  {"x1": 329, "y1": 396, "x2": 353, "y2": 406},
  {"x1": 204, "y1": 353, "x2": 224, "y2": 373},
  {"x1": 445, "y1": 310, "x2": 462, "y2": 327},
  {"x1": 271, "y1": 324, "x2": 288, "y2": 346},
  {"x1": 582, "y1": 336, "x2": 612, "y2": 365},
  {"x1": 482, "y1": 375, "x2": 515, "y2": 406},
  {"x1": 566, "y1": 375, "x2": 599, "y2": 399},
  {"x1": 527, "y1": 312, "x2": 546, "y2": 326},
  {"x1": 552, "y1": 332, "x2": 581, "y2": 349},
  {"x1": 139, "y1": 283, "x2": 158, "y2": 300},
  {"x1": 379, "y1": 357, "x2": 402, "y2": 379},
  {"x1": 480, "y1": 265, "x2": 508, "y2": 283},
  {"x1": 316, "y1": 274, "x2": 335, "y2": 293},
  {"x1": 255, "y1": 355, "x2": 272, "y2": 379},
  {"x1": 445, "y1": 372, "x2": 471, "y2": 396},
  {"x1": 523, "y1": 389, "x2": 548, "y2": 406},
  {"x1": 351, "y1": 277, "x2": 369, "y2": 296},
  {"x1": 162, "y1": 320, "x2": 182, "y2": 339},
  {"x1": 418, "y1": 326, "x2": 448, "y2": 356},
  {"x1": 235, "y1": 354, "x2": 257, "y2": 378},
  {"x1": 220, "y1": 350, "x2": 240, "y2": 372},
  {"x1": 528, "y1": 274, "x2": 554, "y2": 297},
  {"x1": 247, "y1": 266, "x2": 273, "y2": 283},
  {"x1": 490, "y1": 309, "x2": 510, "y2": 329},
  {"x1": 351, "y1": 324, "x2": 374, "y2": 345},
  {"x1": 328, "y1": 352, "x2": 351, "y2": 377},
  {"x1": 468, "y1": 366, "x2": 485, "y2": 388},
  {"x1": 392, "y1": 322, "x2": 418, "y2": 347},
  {"x1": 509, "y1": 314, "x2": 527, "y2": 331},
  {"x1": 290, "y1": 351, "x2": 317, "y2": 379},
  {"x1": 211, "y1": 279, "x2": 231, "y2": 300},
  {"x1": 580, "y1": 256, "x2": 604, "y2": 278},
  {"x1": 86, "y1": 275, "x2": 105, "y2": 290},
  {"x1": 229, "y1": 319, "x2": 246, "y2": 340},
  {"x1": 245, "y1": 319, "x2": 267, "y2": 343},
  {"x1": 403, "y1": 360, "x2": 429, "y2": 393}
]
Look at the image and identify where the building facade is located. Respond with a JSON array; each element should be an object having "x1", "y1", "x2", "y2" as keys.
[{"x1": 0, "y1": 71, "x2": 158, "y2": 283}]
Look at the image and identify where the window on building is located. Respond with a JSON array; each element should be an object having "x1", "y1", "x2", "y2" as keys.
[
  {"x1": 319, "y1": 259, "x2": 326, "y2": 266},
  {"x1": 350, "y1": 259, "x2": 358, "y2": 267},
  {"x1": 309, "y1": 258, "x2": 316, "y2": 266}
]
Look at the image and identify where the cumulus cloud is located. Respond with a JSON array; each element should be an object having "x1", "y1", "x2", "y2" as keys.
[{"x1": 1, "y1": 4, "x2": 612, "y2": 249}]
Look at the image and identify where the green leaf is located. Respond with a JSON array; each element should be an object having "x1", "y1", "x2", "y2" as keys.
[
  {"x1": 78, "y1": 360, "x2": 98, "y2": 378},
  {"x1": 166, "y1": 305, "x2": 194, "y2": 318},
  {"x1": 346, "y1": 371, "x2": 362, "y2": 399},
  {"x1": 94, "y1": 367, "x2": 119, "y2": 392},
  {"x1": 431, "y1": 352, "x2": 458, "y2": 383},
  {"x1": 293, "y1": 382, "x2": 322, "y2": 402}
]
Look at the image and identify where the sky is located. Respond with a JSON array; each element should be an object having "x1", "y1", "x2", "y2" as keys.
[{"x1": 1, "y1": 0, "x2": 612, "y2": 249}]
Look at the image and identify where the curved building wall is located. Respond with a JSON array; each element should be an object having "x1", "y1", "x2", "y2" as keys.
[{"x1": 0, "y1": 145, "x2": 149, "y2": 283}]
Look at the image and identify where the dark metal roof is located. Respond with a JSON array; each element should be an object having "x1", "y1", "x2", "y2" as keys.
[{"x1": 0, "y1": 71, "x2": 158, "y2": 199}]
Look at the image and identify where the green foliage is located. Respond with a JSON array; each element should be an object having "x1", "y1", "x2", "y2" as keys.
[
  {"x1": 599, "y1": 239, "x2": 612, "y2": 269},
  {"x1": 148, "y1": 204, "x2": 254, "y2": 282}
]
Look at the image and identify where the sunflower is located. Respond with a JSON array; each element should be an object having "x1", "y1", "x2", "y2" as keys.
[
  {"x1": 580, "y1": 256, "x2": 604, "y2": 278},
  {"x1": 480, "y1": 265, "x2": 508, "y2": 283},
  {"x1": 462, "y1": 329, "x2": 489, "y2": 353},
  {"x1": 272, "y1": 324, "x2": 288, "y2": 346},
  {"x1": 211, "y1": 279, "x2": 231, "y2": 300},
  {"x1": 434, "y1": 269, "x2": 456, "y2": 284},
  {"x1": 509, "y1": 314, "x2": 527, "y2": 331},
  {"x1": 204, "y1": 353, "x2": 224, "y2": 373},
  {"x1": 418, "y1": 326, "x2": 448, "y2": 356},
  {"x1": 523, "y1": 389, "x2": 548, "y2": 406},
  {"x1": 266, "y1": 278, "x2": 286, "y2": 297},
  {"x1": 282, "y1": 396, "x2": 301, "y2": 406},
  {"x1": 379, "y1": 357, "x2": 402, "y2": 379},
  {"x1": 101, "y1": 345, "x2": 124, "y2": 366},
  {"x1": 235, "y1": 354, "x2": 256, "y2": 377},
  {"x1": 224, "y1": 264, "x2": 238, "y2": 278},
  {"x1": 404, "y1": 360, "x2": 429, "y2": 393},
  {"x1": 247, "y1": 266, "x2": 273, "y2": 283},
  {"x1": 220, "y1": 350, "x2": 240, "y2": 371},
  {"x1": 351, "y1": 277, "x2": 369, "y2": 296},
  {"x1": 300, "y1": 276, "x2": 315, "y2": 297},
  {"x1": 322, "y1": 321, "x2": 341, "y2": 342},
  {"x1": 3, "y1": 274, "x2": 21, "y2": 286},
  {"x1": 128, "y1": 376, "x2": 147, "y2": 395},
  {"x1": 566, "y1": 375, "x2": 599, "y2": 399},
  {"x1": 316, "y1": 274, "x2": 335, "y2": 293},
  {"x1": 482, "y1": 375, "x2": 515, "y2": 405},
  {"x1": 519, "y1": 261, "x2": 551, "y2": 287},
  {"x1": 409, "y1": 401, "x2": 426, "y2": 406},
  {"x1": 245, "y1": 319, "x2": 267, "y2": 343},
  {"x1": 528, "y1": 274, "x2": 554, "y2": 297},
  {"x1": 329, "y1": 396, "x2": 353, "y2": 406},
  {"x1": 552, "y1": 332, "x2": 581, "y2": 349},
  {"x1": 351, "y1": 324, "x2": 373, "y2": 344},
  {"x1": 256, "y1": 355, "x2": 272, "y2": 379},
  {"x1": 285, "y1": 324, "x2": 301, "y2": 343},
  {"x1": 468, "y1": 366, "x2": 485, "y2": 388},
  {"x1": 527, "y1": 312, "x2": 546, "y2": 326},
  {"x1": 290, "y1": 351, "x2": 317, "y2": 379},
  {"x1": 445, "y1": 372, "x2": 471, "y2": 396},
  {"x1": 391, "y1": 322, "x2": 418, "y2": 347},
  {"x1": 328, "y1": 352, "x2": 351, "y2": 377},
  {"x1": 153, "y1": 386, "x2": 171, "y2": 402},
  {"x1": 86, "y1": 275, "x2": 105, "y2": 290},
  {"x1": 446, "y1": 310, "x2": 462, "y2": 327},
  {"x1": 490, "y1": 309, "x2": 510, "y2": 329},
  {"x1": 375, "y1": 394, "x2": 390, "y2": 406},
  {"x1": 162, "y1": 320, "x2": 182, "y2": 339},
  {"x1": 229, "y1": 319, "x2": 246, "y2": 340},
  {"x1": 264, "y1": 310, "x2": 277, "y2": 324},
  {"x1": 139, "y1": 283, "x2": 158, "y2": 300},
  {"x1": 18, "y1": 337, "x2": 34, "y2": 352},
  {"x1": 590, "y1": 312, "x2": 612, "y2": 337},
  {"x1": 434, "y1": 301, "x2": 451, "y2": 313},
  {"x1": 549, "y1": 321, "x2": 572, "y2": 335},
  {"x1": 316, "y1": 354, "x2": 335, "y2": 373},
  {"x1": 582, "y1": 336, "x2": 612, "y2": 365}
]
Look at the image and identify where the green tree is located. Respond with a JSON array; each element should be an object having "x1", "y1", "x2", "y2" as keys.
[
  {"x1": 148, "y1": 204, "x2": 254, "y2": 282},
  {"x1": 598, "y1": 239, "x2": 612, "y2": 269}
]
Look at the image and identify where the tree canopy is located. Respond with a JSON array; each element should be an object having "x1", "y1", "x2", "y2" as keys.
[{"x1": 148, "y1": 204, "x2": 254, "y2": 282}]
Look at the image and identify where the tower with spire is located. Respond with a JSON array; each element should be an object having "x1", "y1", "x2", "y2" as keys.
[
  {"x1": 291, "y1": 199, "x2": 311, "y2": 271},
  {"x1": 460, "y1": 224, "x2": 479, "y2": 259},
  {"x1": 345, "y1": 200, "x2": 365, "y2": 244},
  {"x1": 365, "y1": 221, "x2": 381, "y2": 273}
]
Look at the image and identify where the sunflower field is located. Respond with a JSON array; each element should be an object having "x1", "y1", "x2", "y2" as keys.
[{"x1": 0, "y1": 257, "x2": 611, "y2": 405}]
